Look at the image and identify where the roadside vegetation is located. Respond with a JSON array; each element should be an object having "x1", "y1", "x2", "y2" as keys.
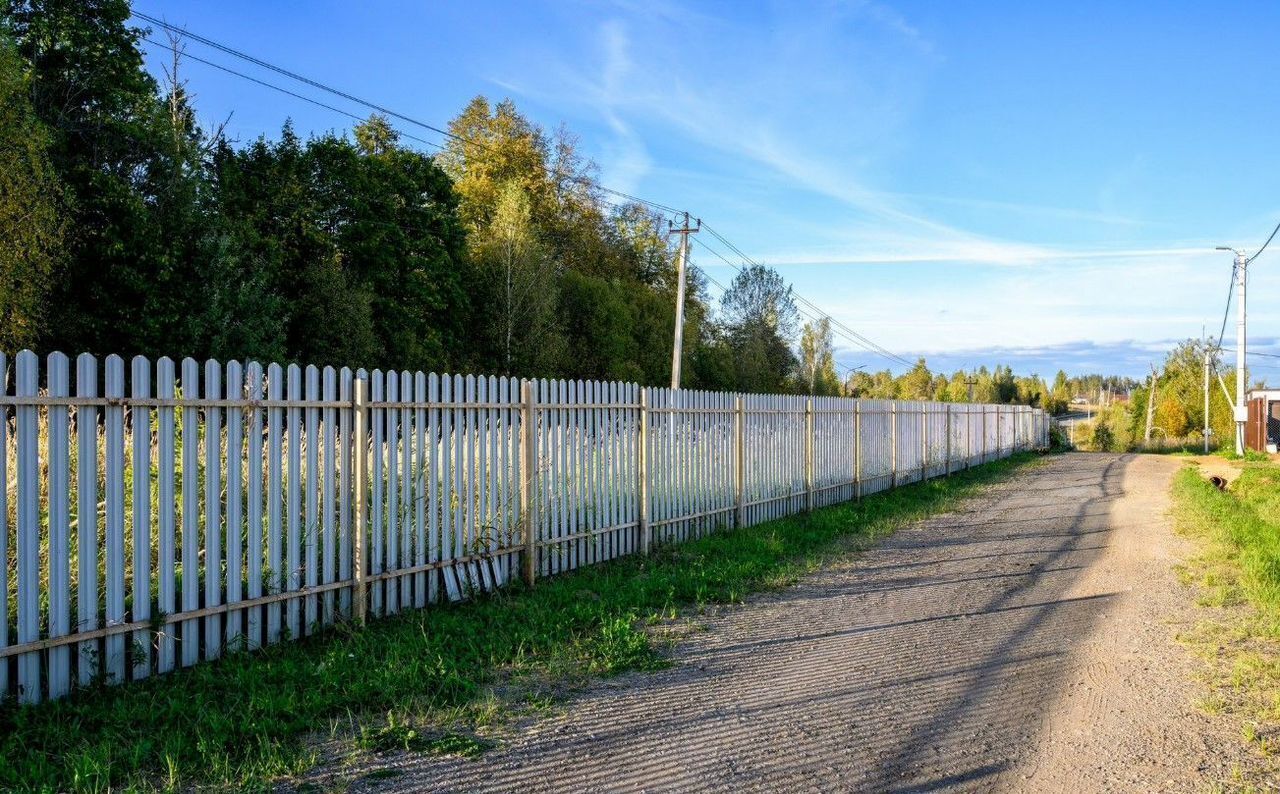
[
  {"x1": 1172, "y1": 460, "x2": 1280, "y2": 776},
  {"x1": 0, "y1": 454, "x2": 1038, "y2": 792},
  {"x1": 1067, "y1": 336, "x2": 1277, "y2": 455}
]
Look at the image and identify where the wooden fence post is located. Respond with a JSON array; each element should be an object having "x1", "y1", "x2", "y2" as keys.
[
  {"x1": 854, "y1": 401, "x2": 862, "y2": 501},
  {"x1": 640, "y1": 389, "x2": 652, "y2": 553},
  {"x1": 891, "y1": 402, "x2": 898, "y2": 488},
  {"x1": 351, "y1": 376, "x2": 368, "y2": 624},
  {"x1": 521, "y1": 380, "x2": 539, "y2": 584},
  {"x1": 734, "y1": 396, "x2": 745, "y2": 529},
  {"x1": 945, "y1": 404, "x2": 952, "y2": 476},
  {"x1": 804, "y1": 399, "x2": 814, "y2": 512}
]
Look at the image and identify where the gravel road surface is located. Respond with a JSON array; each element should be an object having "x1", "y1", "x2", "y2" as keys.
[{"x1": 317, "y1": 453, "x2": 1252, "y2": 792}]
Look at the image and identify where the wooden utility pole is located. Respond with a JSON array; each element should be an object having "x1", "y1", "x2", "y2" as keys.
[
  {"x1": 964, "y1": 377, "x2": 977, "y2": 402},
  {"x1": 1143, "y1": 365, "x2": 1160, "y2": 444},
  {"x1": 668, "y1": 213, "x2": 700, "y2": 390}
]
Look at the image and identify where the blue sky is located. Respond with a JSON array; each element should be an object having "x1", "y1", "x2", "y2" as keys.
[{"x1": 133, "y1": 1, "x2": 1280, "y2": 381}]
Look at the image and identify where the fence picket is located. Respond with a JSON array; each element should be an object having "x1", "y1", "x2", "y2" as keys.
[
  {"x1": 370, "y1": 371, "x2": 384, "y2": 617},
  {"x1": 204, "y1": 361, "x2": 224, "y2": 660},
  {"x1": 16, "y1": 351, "x2": 39, "y2": 702},
  {"x1": 128, "y1": 356, "x2": 150, "y2": 680},
  {"x1": 265, "y1": 363, "x2": 283, "y2": 644},
  {"x1": 305, "y1": 365, "x2": 320, "y2": 631},
  {"x1": 226, "y1": 361, "x2": 244, "y2": 647},
  {"x1": 104, "y1": 356, "x2": 127, "y2": 681},
  {"x1": 179, "y1": 359, "x2": 200, "y2": 666},
  {"x1": 286, "y1": 365, "x2": 303, "y2": 634},
  {"x1": 47, "y1": 353, "x2": 71, "y2": 696},
  {"x1": 322, "y1": 367, "x2": 337, "y2": 623},
  {"x1": 415, "y1": 372, "x2": 428, "y2": 604},
  {"x1": 338, "y1": 368, "x2": 352, "y2": 616},
  {"x1": 156, "y1": 358, "x2": 175, "y2": 671},
  {"x1": 384, "y1": 371, "x2": 399, "y2": 615},
  {"x1": 439, "y1": 375, "x2": 457, "y2": 600},
  {"x1": 246, "y1": 362, "x2": 265, "y2": 646}
]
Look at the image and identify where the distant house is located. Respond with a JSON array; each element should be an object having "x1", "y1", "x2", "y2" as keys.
[{"x1": 1245, "y1": 388, "x2": 1280, "y2": 453}]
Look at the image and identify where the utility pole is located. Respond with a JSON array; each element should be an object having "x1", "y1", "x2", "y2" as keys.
[
  {"x1": 1144, "y1": 364, "x2": 1159, "y2": 444},
  {"x1": 1235, "y1": 252, "x2": 1248, "y2": 455},
  {"x1": 668, "y1": 212, "x2": 700, "y2": 390},
  {"x1": 964, "y1": 377, "x2": 977, "y2": 402},
  {"x1": 1216, "y1": 246, "x2": 1249, "y2": 455},
  {"x1": 1203, "y1": 345, "x2": 1211, "y2": 453}
]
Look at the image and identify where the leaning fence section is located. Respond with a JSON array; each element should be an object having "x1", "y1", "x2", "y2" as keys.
[{"x1": 0, "y1": 350, "x2": 1049, "y2": 704}]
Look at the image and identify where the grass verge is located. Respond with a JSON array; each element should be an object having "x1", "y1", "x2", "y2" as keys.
[
  {"x1": 0, "y1": 453, "x2": 1039, "y2": 792},
  {"x1": 1172, "y1": 460, "x2": 1280, "y2": 776}
]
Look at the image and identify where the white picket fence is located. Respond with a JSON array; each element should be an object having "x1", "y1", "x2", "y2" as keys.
[{"x1": 0, "y1": 350, "x2": 1048, "y2": 704}]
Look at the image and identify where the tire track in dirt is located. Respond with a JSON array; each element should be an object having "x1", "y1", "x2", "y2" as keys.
[{"x1": 307, "y1": 453, "x2": 1253, "y2": 792}]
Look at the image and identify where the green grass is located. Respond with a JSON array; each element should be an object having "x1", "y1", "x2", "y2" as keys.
[
  {"x1": 0, "y1": 453, "x2": 1039, "y2": 792},
  {"x1": 1172, "y1": 460, "x2": 1280, "y2": 774}
]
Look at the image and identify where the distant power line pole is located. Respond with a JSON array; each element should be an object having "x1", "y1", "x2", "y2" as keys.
[
  {"x1": 964, "y1": 377, "x2": 977, "y2": 402},
  {"x1": 1144, "y1": 364, "x2": 1159, "y2": 444},
  {"x1": 669, "y1": 212, "x2": 700, "y2": 390},
  {"x1": 1204, "y1": 345, "x2": 1212, "y2": 453}
]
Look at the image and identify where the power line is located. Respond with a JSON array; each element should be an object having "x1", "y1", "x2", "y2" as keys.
[
  {"x1": 692, "y1": 232, "x2": 912, "y2": 367},
  {"x1": 1220, "y1": 347, "x2": 1280, "y2": 360},
  {"x1": 134, "y1": 12, "x2": 893, "y2": 376},
  {"x1": 690, "y1": 238, "x2": 886, "y2": 375},
  {"x1": 139, "y1": 36, "x2": 446, "y2": 151},
  {"x1": 135, "y1": 12, "x2": 465, "y2": 145},
  {"x1": 1248, "y1": 216, "x2": 1280, "y2": 264},
  {"x1": 699, "y1": 223, "x2": 912, "y2": 366},
  {"x1": 135, "y1": 12, "x2": 688, "y2": 222}
]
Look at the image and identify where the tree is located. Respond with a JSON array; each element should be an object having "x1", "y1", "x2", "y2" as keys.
[
  {"x1": 6, "y1": 0, "x2": 176, "y2": 355},
  {"x1": 898, "y1": 358, "x2": 934, "y2": 401},
  {"x1": 472, "y1": 180, "x2": 560, "y2": 374},
  {"x1": 437, "y1": 96, "x2": 554, "y2": 234},
  {"x1": 720, "y1": 264, "x2": 799, "y2": 393},
  {"x1": 0, "y1": 34, "x2": 64, "y2": 351},
  {"x1": 796, "y1": 318, "x2": 840, "y2": 395}
]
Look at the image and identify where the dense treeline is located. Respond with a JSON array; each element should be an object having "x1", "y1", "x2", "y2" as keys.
[{"x1": 0, "y1": 0, "x2": 1082, "y2": 404}]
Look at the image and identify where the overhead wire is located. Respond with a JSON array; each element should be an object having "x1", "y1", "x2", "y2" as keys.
[
  {"x1": 138, "y1": 36, "x2": 446, "y2": 151},
  {"x1": 1247, "y1": 216, "x2": 1280, "y2": 264},
  {"x1": 699, "y1": 223, "x2": 912, "y2": 366},
  {"x1": 136, "y1": 11, "x2": 905, "y2": 373},
  {"x1": 692, "y1": 232, "x2": 911, "y2": 367},
  {"x1": 689, "y1": 238, "x2": 870, "y2": 375}
]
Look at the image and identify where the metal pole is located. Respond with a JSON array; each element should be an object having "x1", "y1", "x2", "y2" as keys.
[{"x1": 1236, "y1": 252, "x2": 1248, "y2": 455}]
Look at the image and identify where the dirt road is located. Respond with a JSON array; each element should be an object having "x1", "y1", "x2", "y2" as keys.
[{"x1": 329, "y1": 453, "x2": 1253, "y2": 792}]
